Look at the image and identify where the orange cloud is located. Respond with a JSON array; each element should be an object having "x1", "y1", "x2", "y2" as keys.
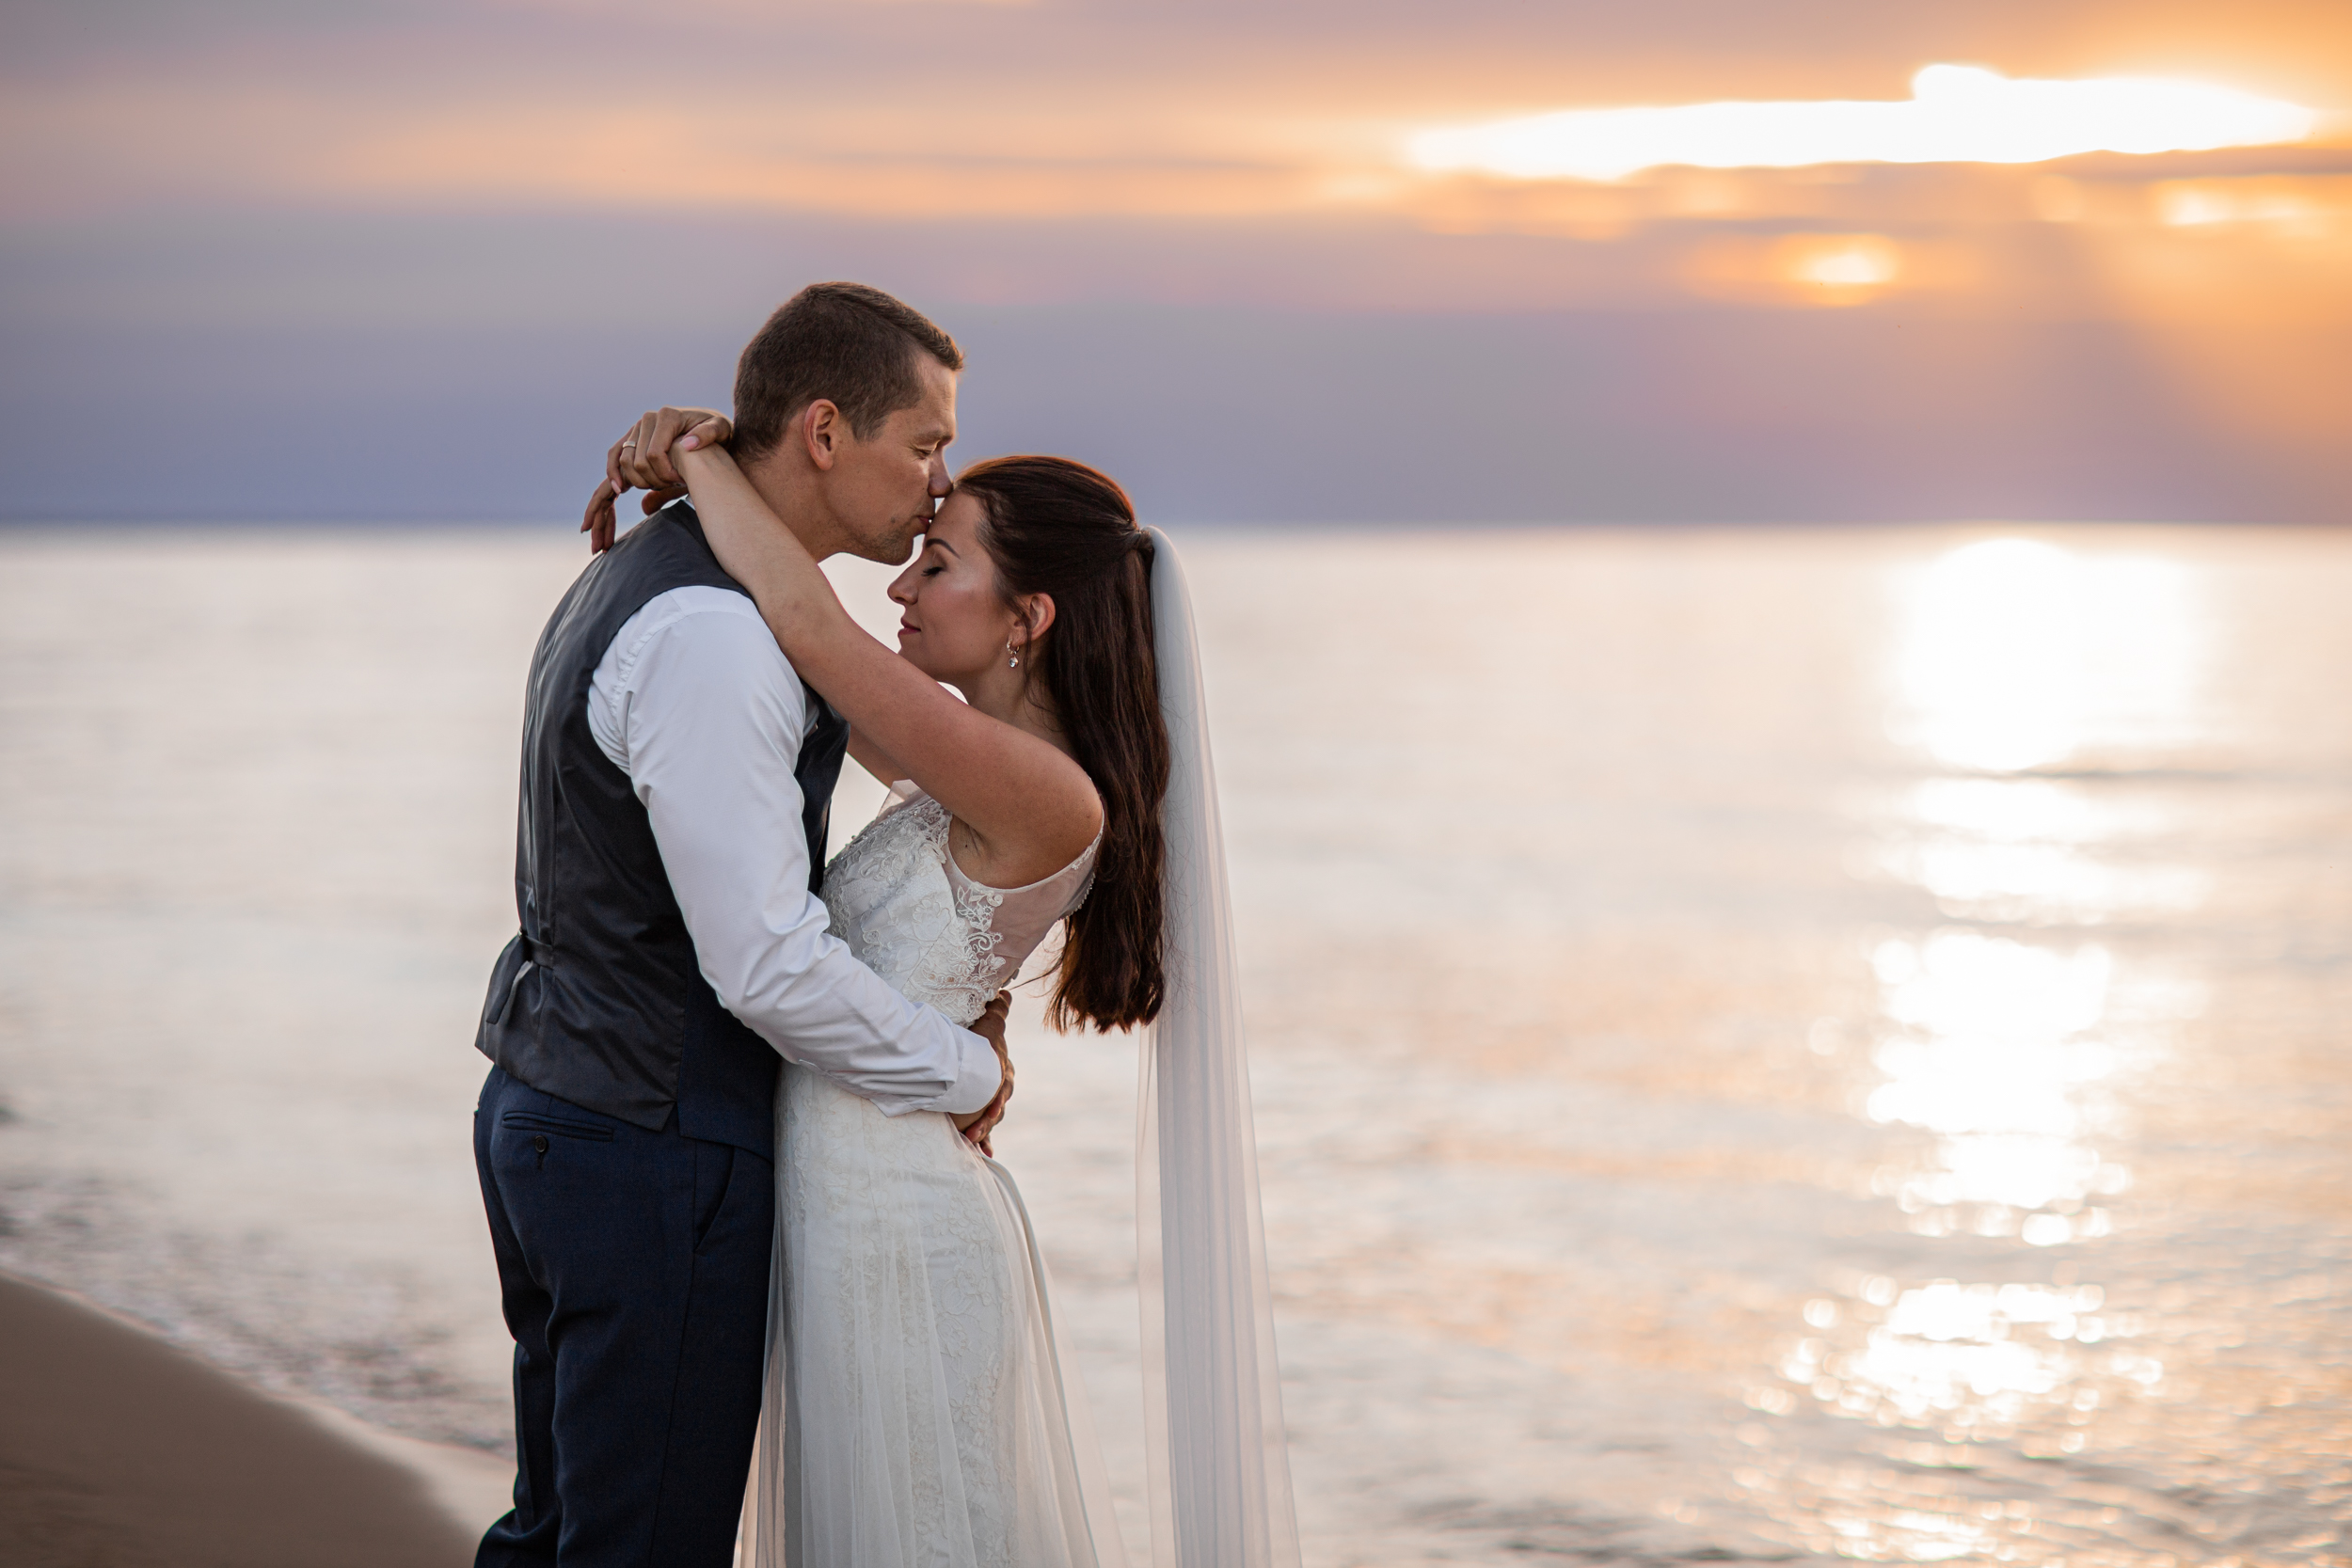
[{"x1": 1409, "y1": 66, "x2": 2322, "y2": 182}]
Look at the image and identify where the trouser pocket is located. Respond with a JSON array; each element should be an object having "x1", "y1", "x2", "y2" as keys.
[
  {"x1": 501, "y1": 1109, "x2": 616, "y2": 1168},
  {"x1": 692, "y1": 1143, "x2": 739, "y2": 1256},
  {"x1": 500, "y1": 1110, "x2": 616, "y2": 1140}
]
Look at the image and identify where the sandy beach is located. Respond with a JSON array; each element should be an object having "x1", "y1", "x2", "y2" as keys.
[{"x1": 0, "y1": 1272, "x2": 507, "y2": 1566}]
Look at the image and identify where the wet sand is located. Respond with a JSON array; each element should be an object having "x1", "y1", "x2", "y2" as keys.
[{"x1": 0, "y1": 1272, "x2": 496, "y2": 1567}]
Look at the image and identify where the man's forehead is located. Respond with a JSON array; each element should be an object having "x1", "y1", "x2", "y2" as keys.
[
  {"x1": 924, "y1": 361, "x2": 958, "y2": 412},
  {"x1": 911, "y1": 365, "x2": 957, "y2": 436},
  {"x1": 882, "y1": 393, "x2": 952, "y2": 432}
]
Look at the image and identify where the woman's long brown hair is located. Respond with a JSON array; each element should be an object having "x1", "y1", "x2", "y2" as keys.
[{"x1": 955, "y1": 456, "x2": 1168, "y2": 1032}]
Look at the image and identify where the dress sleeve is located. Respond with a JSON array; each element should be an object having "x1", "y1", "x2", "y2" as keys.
[{"x1": 941, "y1": 828, "x2": 1103, "y2": 987}]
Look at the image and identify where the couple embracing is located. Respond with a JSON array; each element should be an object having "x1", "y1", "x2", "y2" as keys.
[{"x1": 469, "y1": 282, "x2": 1296, "y2": 1568}]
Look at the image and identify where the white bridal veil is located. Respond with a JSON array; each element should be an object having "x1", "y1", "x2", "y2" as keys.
[{"x1": 1137, "y1": 527, "x2": 1301, "y2": 1568}]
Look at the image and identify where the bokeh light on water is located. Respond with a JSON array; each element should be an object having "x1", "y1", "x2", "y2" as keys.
[
  {"x1": 1, "y1": 522, "x2": 2346, "y2": 1565},
  {"x1": 1709, "y1": 532, "x2": 2349, "y2": 1566}
]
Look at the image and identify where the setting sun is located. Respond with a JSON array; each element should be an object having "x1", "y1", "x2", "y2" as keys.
[{"x1": 1408, "y1": 64, "x2": 2322, "y2": 182}]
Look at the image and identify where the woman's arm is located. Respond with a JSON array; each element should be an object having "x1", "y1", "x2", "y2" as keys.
[
  {"x1": 675, "y1": 445, "x2": 1102, "y2": 889},
  {"x1": 847, "y1": 730, "x2": 911, "y2": 789}
]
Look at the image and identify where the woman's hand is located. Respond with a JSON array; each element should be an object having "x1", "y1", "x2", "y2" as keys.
[{"x1": 580, "y1": 405, "x2": 735, "y2": 554}]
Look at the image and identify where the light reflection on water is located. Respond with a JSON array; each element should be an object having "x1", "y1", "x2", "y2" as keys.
[
  {"x1": 1874, "y1": 539, "x2": 2215, "y2": 928},
  {"x1": 1867, "y1": 932, "x2": 2137, "y2": 1229},
  {"x1": 1877, "y1": 778, "x2": 2211, "y2": 924},
  {"x1": 1887, "y1": 537, "x2": 2206, "y2": 774},
  {"x1": 1747, "y1": 532, "x2": 2344, "y2": 1567}
]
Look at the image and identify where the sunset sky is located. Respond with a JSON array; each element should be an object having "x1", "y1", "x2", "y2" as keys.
[{"x1": 5, "y1": 0, "x2": 2348, "y2": 522}]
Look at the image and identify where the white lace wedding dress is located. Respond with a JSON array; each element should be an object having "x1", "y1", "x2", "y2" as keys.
[{"x1": 740, "y1": 783, "x2": 1125, "y2": 1568}]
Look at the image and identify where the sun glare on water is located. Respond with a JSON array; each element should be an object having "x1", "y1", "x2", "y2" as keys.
[{"x1": 1408, "y1": 64, "x2": 2319, "y2": 182}]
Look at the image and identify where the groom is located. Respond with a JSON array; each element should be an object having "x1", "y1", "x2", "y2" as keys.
[{"x1": 470, "y1": 282, "x2": 1009, "y2": 1566}]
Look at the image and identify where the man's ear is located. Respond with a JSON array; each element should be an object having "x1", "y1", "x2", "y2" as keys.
[{"x1": 800, "y1": 400, "x2": 844, "y2": 471}]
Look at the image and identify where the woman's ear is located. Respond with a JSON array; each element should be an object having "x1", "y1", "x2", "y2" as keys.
[{"x1": 1021, "y1": 593, "x2": 1058, "y2": 643}]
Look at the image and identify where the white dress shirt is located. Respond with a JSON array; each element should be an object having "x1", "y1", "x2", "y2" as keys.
[{"x1": 587, "y1": 583, "x2": 1000, "y2": 1117}]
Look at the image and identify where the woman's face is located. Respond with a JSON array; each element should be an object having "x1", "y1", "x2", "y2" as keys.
[{"x1": 888, "y1": 491, "x2": 1017, "y2": 687}]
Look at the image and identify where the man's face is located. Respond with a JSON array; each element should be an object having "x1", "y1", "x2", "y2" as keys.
[{"x1": 826, "y1": 356, "x2": 958, "y2": 566}]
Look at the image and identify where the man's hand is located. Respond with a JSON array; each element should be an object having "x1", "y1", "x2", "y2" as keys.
[
  {"x1": 953, "y1": 991, "x2": 1016, "y2": 1157},
  {"x1": 580, "y1": 405, "x2": 734, "y2": 555}
]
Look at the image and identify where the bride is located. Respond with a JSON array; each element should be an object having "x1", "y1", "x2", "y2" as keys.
[{"x1": 596, "y1": 412, "x2": 1298, "y2": 1568}]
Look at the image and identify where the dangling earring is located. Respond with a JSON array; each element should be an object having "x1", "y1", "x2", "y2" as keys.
[{"x1": 1006, "y1": 639, "x2": 1021, "y2": 671}]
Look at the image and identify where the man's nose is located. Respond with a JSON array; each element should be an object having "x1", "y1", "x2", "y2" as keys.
[{"x1": 928, "y1": 455, "x2": 952, "y2": 498}]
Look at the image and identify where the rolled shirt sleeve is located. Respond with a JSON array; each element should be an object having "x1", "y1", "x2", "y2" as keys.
[{"x1": 587, "y1": 586, "x2": 1001, "y2": 1117}]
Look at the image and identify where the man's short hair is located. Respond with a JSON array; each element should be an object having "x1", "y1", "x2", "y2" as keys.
[{"x1": 732, "y1": 283, "x2": 963, "y2": 459}]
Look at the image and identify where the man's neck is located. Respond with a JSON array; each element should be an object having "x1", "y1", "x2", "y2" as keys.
[{"x1": 740, "y1": 450, "x2": 844, "y2": 562}]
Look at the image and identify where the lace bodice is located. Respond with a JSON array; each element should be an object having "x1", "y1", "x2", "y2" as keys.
[{"x1": 820, "y1": 784, "x2": 1099, "y2": 1027}]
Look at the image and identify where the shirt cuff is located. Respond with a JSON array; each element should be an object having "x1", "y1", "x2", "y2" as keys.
[{"x1": 891, "y1": 1027, "x2": 1002, "y2": 1118}]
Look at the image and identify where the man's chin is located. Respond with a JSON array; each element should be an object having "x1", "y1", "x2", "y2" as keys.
[{"x1": 848, "y1": 529, "x2": 923, "y2": 568}]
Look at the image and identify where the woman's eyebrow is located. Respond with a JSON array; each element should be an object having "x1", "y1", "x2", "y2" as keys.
[{"x1": 928, "y1": 539, "x2": 961, "y2": 558}]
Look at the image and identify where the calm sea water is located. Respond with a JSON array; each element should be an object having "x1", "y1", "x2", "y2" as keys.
[{"x1": 2, "y1": 523, "x2": 2347, "y2": 1566}]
